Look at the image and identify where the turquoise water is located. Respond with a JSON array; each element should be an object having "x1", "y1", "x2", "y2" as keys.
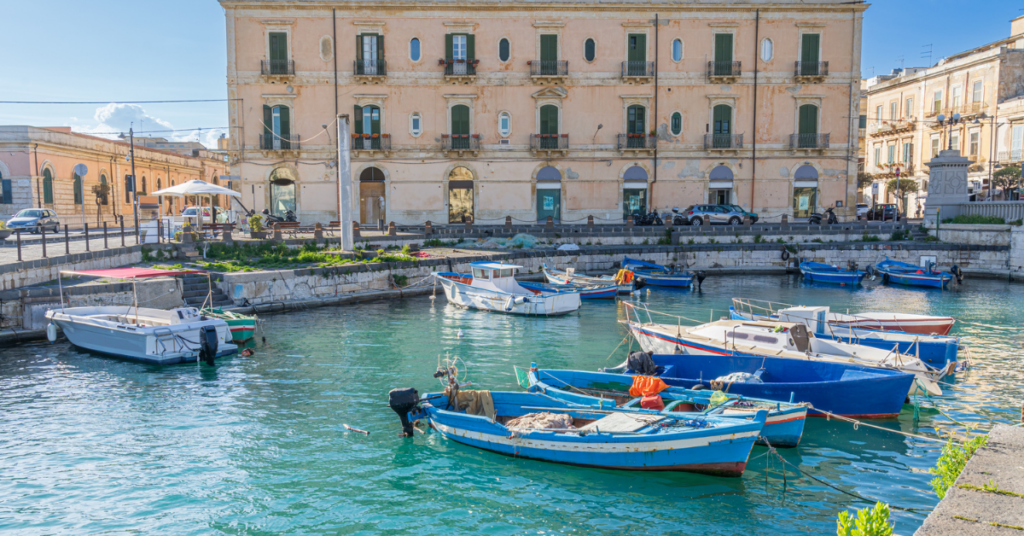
[{"x1": 1, "y1": 275, "x2": 1022, "y2": 535}]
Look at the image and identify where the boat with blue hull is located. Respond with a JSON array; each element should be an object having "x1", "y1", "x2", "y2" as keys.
[
  {"x1": 390, "y1": 389, "x2": 767, "y2": 476},
  {"x1": 524, "y1": 366, "x2": 807, "y2": 447},
  {"x1": 602, "y1": 353, "x2": 915, "y2": 419},
  {"x1": 541, "y1": 264, "x2": 634, "y2": 294},
  {"x1": 622, "y1": 257, "x2": 696, "y2": 288},
  {"x1": 519, "y1": 281, "x2": 618, "y2": 300},
  {"x1": 874, "y1": 257, "x2": 955, "y2": 289},
  {"x1": 798, "y1": 261, "x2": 867, "y2": 286},
  {"x1": 435, "y1": 261, "x2": 581, "y2": 316},
  {"x1": 729, "y1": 300, "x2": 960, "y2": 371}
]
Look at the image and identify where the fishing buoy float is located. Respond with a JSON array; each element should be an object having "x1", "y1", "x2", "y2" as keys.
[
  {"x1": 457, "y1": 328, "x2": 464, "y2": 339},
  {"x1": 46, "y1": 322, "x2": 57, "y2": 343}
]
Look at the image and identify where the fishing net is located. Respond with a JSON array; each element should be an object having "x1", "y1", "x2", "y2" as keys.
[{"x1": 506, "y1": 412, "x2": 575, "y2": 431}]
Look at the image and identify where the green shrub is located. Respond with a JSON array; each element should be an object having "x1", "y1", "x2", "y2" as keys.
[
  {"x1": 753, "y1": 234, "x2": 763, "y2": 243},
  {"x1": 942, "y1": 215, "x2": 1006, "y2": 225},
  {"x1": 1011, "y1": 219, "x2": 1023, "y2": 226},
  {"x1": 248, "y1": 213, "x2": 264, "y2": 232},
  {"x1": 930, "y1": 435, "x2": 988, "y2": 499},
  {"x1": 393, "y1": 274, "x2": 409, "y2": 287},
  {"x1": 836, "y1": 502, "x2": 894, "y2": 536},
  {"x1": 861, "y1": 234, "x2": 880, "y2": 242}
]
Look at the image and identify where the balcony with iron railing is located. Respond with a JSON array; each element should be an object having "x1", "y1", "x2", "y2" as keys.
[
  {"x1": 621, "y1": 61, "x2": 654, "y2": 82},
  {"x1": 529, "y1": 60, "x2": 568, "y2": 82},
  {"x1": 351, "y1": 133, "x2": 391, "y2": 155},
  {"x1": 442, "y1": 134, "x2": 481, "y2": 156},
  {"x1": 440, "y1": 59, "x2": 478, "y2": 82},
  {"x1": 794, "y1": 61, "x2": 829, "y2": 81},
  {"x1": 998, "y1": 150, "x2": 1023, "y2": 163},
  {"x1": 530, "y1": 134, "x2": 569, "y2": 156},
  {"x1": 704, "y1": 133, "x2": 744, "y2": 151},
  {"x1": 617, "y1": 134, "x2": 656, "y2": 155},
  {"x1": 949, "y1": 101, "x2": 986, "y2": 118},
  {"x1": 259, "y1": 134, "x2": 301, "y2": 151},
  {"x1": 707, "y1": 61, "x2": 741, "y2": 81},
  {"x1": 790, "y1": 133, "x2": 830, "y2": 150},
  {"x1": 869, "y1": 118, "x2": 916, "y2": 137},
  {"x1": 261, "y1": 59, "x2": 295, "y2": 77},
  {"x1": 353, "y1": 60, "x2": 387, "y2": 81}
]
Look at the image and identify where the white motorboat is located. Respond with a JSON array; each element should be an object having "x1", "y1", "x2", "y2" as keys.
[
  {"x1": 44, "y1": 268, "x2": 238, "y2": 365},
  {"x1": 435, "y1": 261, "x2": 581, "y2": 315},
  {"x1": 732, "y1": 298, "x2": 955, "y2": 336},
  {"x1": 623, "y1": 304, "x2": 943, "y2": 397}
]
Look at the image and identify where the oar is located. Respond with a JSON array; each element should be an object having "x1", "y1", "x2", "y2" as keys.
[{"x1": 344, "y1": 424, "x2": 370, "y2": 435}]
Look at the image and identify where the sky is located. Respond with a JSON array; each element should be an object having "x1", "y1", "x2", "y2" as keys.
[{"x1": 0, "y1": 0, "x2": 1022, "y2": 148}]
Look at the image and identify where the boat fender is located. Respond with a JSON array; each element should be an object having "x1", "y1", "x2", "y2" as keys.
[
  {"x1": 46, "y1": 322, "x2": 57, "y2": 343},
  {"x1": 199, "y1": 325, "x2": 219, "y2": 366},
  {"x1": 691, "y1": 384, "x2": 706, "y2": 391},
  {"x1": 781, "y1": 249, "x2": 791, "y2": 261},
  {"x1": 695, "y1": 271, "x2": 707, "y2": 291},
  {"x1": 388, "y1": 387, "x2": 420, "y2": 438}
]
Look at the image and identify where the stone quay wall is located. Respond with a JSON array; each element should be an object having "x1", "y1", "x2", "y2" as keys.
[{"x1": 1, "y1": 246, "x2": 144, "y2": 291}]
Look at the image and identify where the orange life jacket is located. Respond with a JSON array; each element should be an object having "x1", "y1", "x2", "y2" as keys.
[{"x1": 629, "y1": 375, "x2": 669, "y2": 397}]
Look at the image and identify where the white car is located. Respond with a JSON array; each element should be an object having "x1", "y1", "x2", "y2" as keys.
[
  {"x1": 856, "y1": 203, "x2": 869, "y2": 220},
  {"x1": 180, "y1": 207, "x2": 212, "y2": 225}
]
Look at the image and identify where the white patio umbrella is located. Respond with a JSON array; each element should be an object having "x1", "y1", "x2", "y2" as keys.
[{"x1": 152, "y1": 180, "x2": 241, "y2": 229}]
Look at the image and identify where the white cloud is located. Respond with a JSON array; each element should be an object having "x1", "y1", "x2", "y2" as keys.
[{"x1": 69, "y1": 103, "x2": 221, "y2": 149}]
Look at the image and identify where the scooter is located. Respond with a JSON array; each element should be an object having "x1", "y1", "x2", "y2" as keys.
[
  {"x1": 808, "y1": 206, "x2": 838, "y2": 225},
  {"x1": 668, "y1": 207, "x2": 687, "y2": 226},
  {"x1": 260, "y1": 208, "x2": 297, "y2": 225},
  {"x1": 631, "y1": 210, "x2": 664, "y2": 226}
]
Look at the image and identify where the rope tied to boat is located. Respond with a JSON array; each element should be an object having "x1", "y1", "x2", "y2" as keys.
[{"x1": 807, "y1": 404, "x2": 947, "y2": 443}]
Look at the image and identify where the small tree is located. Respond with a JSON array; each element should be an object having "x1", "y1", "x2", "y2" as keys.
[
  {"x1": 857, "y1": 172, "x2": 875, "y2": 190},
  {"x1": 991, "y1": 165, "x2": 1021, "y2": 196},
  {"x1": 886, "y1": 178, "x2": 919, "y2": 214}
]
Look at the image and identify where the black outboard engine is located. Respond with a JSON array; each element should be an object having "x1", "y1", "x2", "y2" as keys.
[
  {"x1": 950, "y1": 264, "x2": 964, "y2": 284},
  {"x1": 848, "y1": 260, "x2": 858, "y2": 273},
  {"x1": 199, "y1": 325, "x2": 219, "y2": 366},
  {"x1": 633, "y1": 276, "x2": 647, "y2": 290},
  {"x1": 695, "y1": 270, "x2": 707, "y2": 291},
  {"x1": 389, "y1": 387, "x2": 420, "y2": 437}
]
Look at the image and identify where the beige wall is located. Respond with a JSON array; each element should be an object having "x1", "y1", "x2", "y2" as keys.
[{"x1": 224, "y1": 0, "x2": 865, "y2": 224}]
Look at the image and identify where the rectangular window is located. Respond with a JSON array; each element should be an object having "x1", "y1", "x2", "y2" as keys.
[
  {"x1": 950, "y1": 132, "x2": 960, "y2": 152},
  {"x1": 890, "y1": 102, "x2": 898, "y2": 121},
  {"x1": 713, "y1": 33, "x2": 733, "y2": 63},
  {"x1": 0, "y1": 179, "x2": 11, "y2": 204},
  {"x1": 952, "y1": 86, "x2": 962, "y2": 109},
  {"x1": 973, "y1": 80, "x2": 983, "y2": 103},
  {"x1": 268, "y1": 32, "x2": 288, "y2": 74},
  {"x1": 1012, "y1": 125, "x2": 1023, "y2": 160},
  {"x1": 970, "y1": 132, "x2": 980, "y2": 156},
  {"x1": 903, "y1": 142, "x2": 913, "y2": 164},
  {"x1": 931, "y1": 137, "x2": 941, "y2": 158},
  {"x1": 874, "y1": 147, "x2": 882, "y2": 170},
  {"x1": 933, "y1": 91, "x2": 943, "y2": 113},
  {"x1": 887, "y1": 144, "x2": 896, "y2": 164},
  {"x1": 905, "y1": 97, "x2": 914, "y2": 118},
  {"x1": 875, "y1": 105, "x2": 883, "y2": 122},
  {"x1": 859, "y1": 114, "x2": 867, "y2": 129}
]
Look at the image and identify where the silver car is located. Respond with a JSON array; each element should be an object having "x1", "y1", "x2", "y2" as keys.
[
  {"x1": 4, "y1": 208, "x2": 61, "y2": 234},
  {"x1": 683, "y1": 204, "x2": 747, "y2": 226}
]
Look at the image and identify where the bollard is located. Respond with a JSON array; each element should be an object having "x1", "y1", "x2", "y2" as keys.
[
  {"x1": 665, "y1": 215, "x2": 674, "y2": 230},
  {"x1": 16, "y1": 230, "x2": 22, "y2": 261},
  {"x1": 743, "y1": 215, "x2": 751, "y2": 229},
  {"x1": 703, "y1": 214, "x2": 711, "y2": 226},
  {"x1": 272, "y1": 223, "x2": 283, "y2": 241},
  {"x1": 464, "y1": 218, "x2": 473, "y2": 233},
  {"x1": 504, "y1": 216, "x2": 512, "y2": 233},
  {"x1": 424, "y1": 220, "x2": 433, "y2": 236},
  {"x1": 64, "y1": 225, "x2": 70, "y2": 255},
  {"x1": 314, "y1": 222, "x2": 323, "y2": 240},
  {"x1": 84, "y1": 223, "x2": 90, "y2": 251},
  {"x1": 103, "y1": 221, "x2": 108, "y2": 249},
  {"x1": 352, "y1": 221, "x2": 361, "y2": 239},
  {"x1": 41, "y1": 225, "x2": 47, "y2": 258},
  {"x1": 626, "y1": 215, "x2": 634, "y2": 229},
  {"x1": 587, "y1": 215, "x2": 594, "y2": 230},
  {"x1": 545, "y1": 216, "x2": 554, "y2": 231},
  {"x1": 120, "y1": 218, "x2": 126, "y2": 247},
  {"x1": 388, "y1": 221, "x2": 396, "y2": 236},
  {"x1": 781, "y1": 214, "x2": 789, "y2": 230},
  {"x1": 157, "y1": 219, "x2": 162, "y2": 244}
]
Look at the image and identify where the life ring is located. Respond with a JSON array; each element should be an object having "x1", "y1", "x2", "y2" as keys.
[{"x1": 781, "y1": 249, "x2": 791, "y2": 261}]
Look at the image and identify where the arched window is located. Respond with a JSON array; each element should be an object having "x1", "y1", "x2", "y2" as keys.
[
  {"x1": 156, "y1": 178, "x2": 162, "y2": 206},
  {"x1": 672, "y1": 39, "x2": 683, "y2": 62},
  {"x1": 269, "y1": 167, "x2": 297, "y2": 218},
  {"x1": 498, "y1": 112, "x2": 511, "y2": 137},
  {"x1": 709, "y1": 165, "x2": 734, "y2": 181},
  {"x1": 410, "y1": 112, "x2": 422, "y2": 136},
  {"x1": 537, "y1": 166, "x2": 560, "y2": 182},
  {"x1": 73, "y1": 173, "x2": 83, "y2": 205},
  {"x1": 671, "y1": 112, "x2": 683, "y2": 136},
  {"x1": 498, "y1": 38, "x2": 510, "y2": 62},
  {"x1": 622, "y1": 166, "x2": 648, "y2": 221},
  {"x1": 43, "y1": 168, "x2": 54, "y2": 204},
  {"x1": 410, "y1": 38, "x2": 421, "y2": 61},
  {"x1": 262, "y1": 105, "x2": 292, "y2": 150},
  {"x1": 140, "y1": 176, "x2": 147, "y2": 195},
  {"x1": 448, "y1": 166, "x2": 474, "y2": 224},
  {"x1": 359, "y1": 167, "x2": 386, "y2": 182},
  {"x1": 536, "y1": 166, "x2": 561, "y2": 223},
  {"x1": 793, "y1": 165, "x2": 819, "y2": 218},
  {"x1": 0, "y1": 169, "x2": 10, "y2": 205},
  {"x1": 584, "y1": 38, "x2": 596, "y2": 62},
  {"x1": 709, "y1": 166, "x2": 734, "y2": 204},
  {"x1": 798, "y1": 104, "x2": 820, "y2": 148},
  {"x1": 99, "y1": 174, "x2": 108, "y2": 205},
  {"x1": 760, "y1": 38, "x2": 774, "y2": 62},
  {"x1": 712, "y1": 105, "x2": 732, "y2": 148}
]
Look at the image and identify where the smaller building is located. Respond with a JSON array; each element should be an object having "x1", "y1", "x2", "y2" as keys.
[{"x1": 0, "y1": 126, "x2": 229, "y2": 225}]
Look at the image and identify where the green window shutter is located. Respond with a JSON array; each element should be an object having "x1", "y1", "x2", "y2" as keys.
[
  {"x1": 377, "y1": 35, "x2": 385, "y2": 61},
  {"x1": 627, "y1": 105, "x2": 645, "y2": 134},
  {"x1": 279, "y1": 106, "x2": 290, "y2": 139},
  {"x1": 540, "y1": 105, "x2": 559, "y2": 135},
  {"x1": 466, "y1": 34, "x2": 475, "y2": 62},
  {"x1": 541, "y1": 35, "x2": 557, "y2": 62},
  {"x1": 1, "y1": 178, "x2": 11, "y2": 204},
  {"x1": 445, "y1": 34, "x2": 453, "y2": 62},
  {"x1": 73, "y1": 174, "x2": 82, "y2": 204},
  {"x1": 627, "y1": 34, "x2": 646, "y2": 62},
  {"x1": 715, "y1": 33, "x2": 733, "y2": 63},
  {"x1": 799, "y1": 105, "x2": 818, "y2": 135},
  {"x1": 270, "y1": 32, "x2": 287, "y2": 62},
  {"x1": 263, "y1": 105, "x2": 273, "y2": 140},
  {"x1": 354, "y1": 105, "x2": 363, "y2": 134},
  {"x1": 43, "y1": 169, "x2": 53, "y2": 204},
  {"x1": 713, "y1": 105, "x2": 731, "y2": 135},
  {"x1": 801, "y1": 34, "x2": 820, "y2": 64},
  {"x1": 451, "y1": 105, "x2": 469, "y2": 135},
  {"x1": 370, "y1": 106, "x2": 381, "y2": 135},
  {"x1": 356, "y1": 35, "x2": 363, "y2": 61}
]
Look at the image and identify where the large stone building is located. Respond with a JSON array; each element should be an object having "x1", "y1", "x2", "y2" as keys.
[
  {"x1": 0, "y1": 126, "x2": 228, "y2": 224},
  {"x1": 221, "y1": 0, "x2": 866, "y2": 226},
  {"x1": 861, "y1": 16, "x2": 1024, "y2": 214}
]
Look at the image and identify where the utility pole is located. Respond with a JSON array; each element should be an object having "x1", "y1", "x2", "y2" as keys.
[{"x1": 130, "y1": 127, "x2": 140, "y2": 240}]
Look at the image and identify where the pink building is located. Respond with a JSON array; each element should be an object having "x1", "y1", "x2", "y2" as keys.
[{"x1": 221, "y1": 0, "x2": 866, "y2": 225}]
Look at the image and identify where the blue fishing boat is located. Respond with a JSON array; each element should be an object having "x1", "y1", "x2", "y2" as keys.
[
  {"x1": 523, "y1": 366, "x2": 807, "y2": 447},
  {"x1": 622, "y1": 257, "x2": 697, "y2": 288},
  {"x1": 798, "y1": 261, "x2": 867, "y2": 286},
  {"x1": 874, "y1": 257, "x2": 955, "y2": 289},
  {"x1": 388, "y1": 388, "x2": 767, "y2": 476},
  {"x1": 601, "y1": 352, "x2": 914, "y2": 419},
  {"x1": 542, "y1": 264, "x2": 634, "y2": 294},
  {"x1": 519, "y1": 280, "x2": 618, "y2": 299}
]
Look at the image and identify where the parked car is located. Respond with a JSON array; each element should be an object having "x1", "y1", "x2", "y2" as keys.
[
  {"x1": 180, "y1": 206, "x2": 212, "y2": 225},
  {"x1": 683, "y1": 204, "x2": 755, "y2": 226},
  {"x1": 865, "y1": 203, "x2": 901, "y2": 222},
  {"x1": 4, "y1": 208, "x2": 61, "y2": 234},
  {"x1": 856, "y1": 203, "x2": 870, "y2": 220}
]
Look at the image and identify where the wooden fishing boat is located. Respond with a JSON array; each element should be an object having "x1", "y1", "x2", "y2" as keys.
[
  {"x1": 541, "y1": 264, "x2": 634, "y2": 294},
  {"x1": 874, "y1": 257, "x2": 954, "y2": 289},
  {"x1": 797, "y1": 261, "x2": 866, "y2": 286},
  {"x1": 622, "y1": 257, "x2": 695, "y2": 288},
  {"x1": 201, "y1": 308, "x2": 257, "y2": 343},
  {"x1": 730, "y1": 299, "x2": 960, "y2": 370},
  {"x1": 624, "y1": 304, "x2": 943, "y2": 397},
  {"x1": 518, "y1": 280, "x2": 618, "y2": 300},
  {"x1": 435, "y1": 261, "x2": 581, "y2": 316},
  {"x1": 522, "y1": 366, "x2": 807, "y2": 447},
  {"x1": 600, "y1": 352, "x2": 915, "y2": 419},
  {"x1": 389, "y1": 388, "x2": 767, "y2": 476}
]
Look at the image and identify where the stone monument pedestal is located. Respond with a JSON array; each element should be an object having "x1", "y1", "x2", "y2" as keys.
[{"x1": 923, "y1": 149, "x2": 973, "y2": 226}]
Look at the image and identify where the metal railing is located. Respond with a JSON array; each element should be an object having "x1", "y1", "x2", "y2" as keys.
[
  {"x1": 442, "y1": 60, "x2": 477, "y2": 77},
  {"x1": 707, "y1": 61, "x2": 741, "y2": 78},
  {"x1": 790, "y1": 133, "x2": 830, "y2": 150},
  {"x1": 354, "y1": 60, "x2": 387, "y2": 77},
  {"x1": 531, "y1": 134, "x2": 569, "y2": 151},
  {"x1": 998, "y1": 150, "x2": 1023, "y2": 163},
  {"x1": 621, "y1": 61, "x2": 654, "y2": 78},
  {"x1": 352, "y1": 135, "x2": 391, "y2": 152},
  {"x1": 261, "y1": 59, "x2": 295, "y2": 76},
  {"x1": 795, "y1": 61, "x2": 829, "y2": 78},
  {"x1": 442, "y1": 135, "x2": 481, "y2": 152},
  {"x1": 259, "y1": 134, "x2": 301, "y2": 151},
  {"x1": 617, "y1": 134, "x2": 656, "y2": 151},
  {"x1": 704, "y1": 133, "x2": 744, "y2": 150},
  {"x1": 530, "y1": 60, "x2": 568, "y2": 77}
]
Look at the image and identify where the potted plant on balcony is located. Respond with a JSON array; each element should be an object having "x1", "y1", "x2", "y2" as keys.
[
  {"x1": 248, "y1": 213, "x2": 266, "y2": 239},
  {"x1": 371, "y1": 133, "x2": 379, "y2": 138}
]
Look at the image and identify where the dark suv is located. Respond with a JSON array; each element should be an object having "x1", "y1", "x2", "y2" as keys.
[{"x1": 865, "y1": 204, "x2": 900, "y2": 222}]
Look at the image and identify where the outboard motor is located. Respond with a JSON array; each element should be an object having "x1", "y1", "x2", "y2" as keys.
[
  {"x1": 789, "y1": 324, "x2": 810, "y2": 353},
  {"x1": 848, "y1": 260, "x2": 858, "y2": 273},
  {"x1": 199, "y1": 325, "x2": 219, "y2": 366},
  {"x1": 389, "y1": 387, "x2": 420, "y2": 437},
  {"x1": 633, "y1": 276, "x2": 647, "y2": 290},
  {"x1": 695, "y1": 270, "x2": 707, "y2": 291},
  {"x1": 950, "y1": 264, "x2": 964, "y2": 284}
]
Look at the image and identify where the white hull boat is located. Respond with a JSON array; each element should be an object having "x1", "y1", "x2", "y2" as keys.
[{"x1": 436, "y1": 261, "x2": 581, "y2": 316}]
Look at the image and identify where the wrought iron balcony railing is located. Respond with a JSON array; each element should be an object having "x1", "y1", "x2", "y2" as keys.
[
  {"x1": 617, "y1": 134, "x2": 656, "y2": 151},
  {"x1": 621, "y1": 61, "x2": 654, "y2": 78},
  {"x1": 259, "y1": 134, "x2": 300, "y2": 151},
  {"x1": 795, "y1": 61, "x2": 829, "y2": 78},
  {"x1": 529, "y1": 60, "x2": 568, "y2": 77},
  {"x1": 352, "y1": 135, "x2": 391, "y2": 152},
  {"x1": 531, "y1": 134, "x2": 569, "y2": 152},
  {"x1": 354, "y1": 60, "x2": 387, "y2": 77},
  {"x1": 441, "y1": 60, "x2": 478, "y2": 77},
  {"x1": 261, "y1": 59, "x2": 295, "y2": 76},
  {"x1": 442, "y1": 134, "x2": 481, "y2": 152},
  {"x1": 704, "y1": 133, "x2": 744, "y2": 150},
  {"x1": 790, "y1": 133, "x2": 830, "y2": 150},
  {"x1": 707, "y1": 61, "x2": 741, "y2": 78}
]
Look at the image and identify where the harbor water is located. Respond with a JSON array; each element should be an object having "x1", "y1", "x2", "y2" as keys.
[{"x1": 1, "y1": 275, "x2": 1022, "y2": 534}]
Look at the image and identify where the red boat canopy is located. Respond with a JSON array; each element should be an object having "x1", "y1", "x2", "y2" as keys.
[{"x1": 60, "y1": 267, "x2": 205, "y2": 279}]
